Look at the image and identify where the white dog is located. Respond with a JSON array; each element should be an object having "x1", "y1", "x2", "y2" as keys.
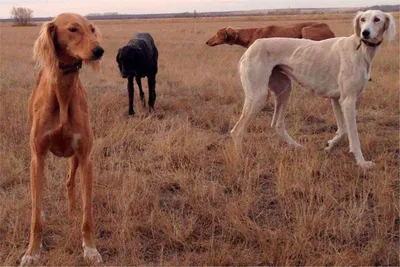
[{"x1": 231, "y1": 10, "x2": 396, "y2": 169}]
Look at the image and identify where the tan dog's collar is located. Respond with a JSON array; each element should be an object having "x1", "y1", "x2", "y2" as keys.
[
  {"x1": 59, "y1": 61, "x2": 82, "y2": 74},
  {"x1": 356, "y1": 39, "x2": 383, "y2": 50}
]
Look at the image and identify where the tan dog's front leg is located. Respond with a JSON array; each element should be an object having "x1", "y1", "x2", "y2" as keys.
[
  {"x1": 80, "y1": 158, "x2": 102, "y2": 263},
  {"x1": 66, "y1": 156, "x2": 79, "y2": 217},
  {"x1": 21, "y1": 155, "x2": 46, "y2": 266}
]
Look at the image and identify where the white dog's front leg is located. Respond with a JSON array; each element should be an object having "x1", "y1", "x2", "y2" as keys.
[{"x1": 340, "y1": 97, "x2": 374, "y2": 169}]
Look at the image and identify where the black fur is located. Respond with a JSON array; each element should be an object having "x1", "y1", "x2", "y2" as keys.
[{"x1": 116, "y1": 33, "x2": 158, "y2": 115}]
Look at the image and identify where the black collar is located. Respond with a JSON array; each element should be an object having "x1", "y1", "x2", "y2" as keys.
[
  {"x1": 59, "y1": 61, "x2": 82, "y2": 74},
  {"x1": 356, "y1": 39, "x2": 383, "y2": 50}
]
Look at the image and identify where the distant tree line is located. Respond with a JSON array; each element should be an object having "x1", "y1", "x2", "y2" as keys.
[{"x1": 3, "y1": 4, "x2": 398, "y2": 24}]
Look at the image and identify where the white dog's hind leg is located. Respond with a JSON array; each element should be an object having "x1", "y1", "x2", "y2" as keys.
[
  {"x1": 231, "y1": 95, "x2": 267, "y2": 154},
  {"x1": 231, "y1": 55, "x2": 271, "y2": 155},
  {"x1": 268, "y1": 69, "x2": 301, "y2": 147},
  {"x1": 273, "y1": 88, "x2": 302, "y2": 147},
  {"x1": 270, "y1": 68, "x2": 288, "y2": 128},
  {"x1": 340, "y1": 96, "x2": 374, "y2": 169},
  {"x1": 325, "y1": 99, "x2": 347, "y2": 151}
]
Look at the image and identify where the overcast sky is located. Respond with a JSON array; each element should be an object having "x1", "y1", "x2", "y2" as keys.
[{"x1": 0, "y1": 0, "x2": 398, "y2": 18}]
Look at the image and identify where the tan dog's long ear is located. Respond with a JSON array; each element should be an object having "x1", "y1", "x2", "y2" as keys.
[
  {"x1": 33, "y1": 21, "x2": 57, "y2": 80},
  {"x1": 225, "y1": 27, "x2": 239, "y2": 44},
  {"x1": 84, "y1": 25, "x2": 102, "y2": 72},
  {"x1": 353, "y1": 11, "x2": 363, "y2": 37},
  {"x1": 384, "y1": 12, "x2": 396, "y2": 41}
]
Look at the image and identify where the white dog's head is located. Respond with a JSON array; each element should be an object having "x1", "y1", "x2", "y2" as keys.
[{"x1": 353, "y1": 10, "x2": 396, "y2": 42}]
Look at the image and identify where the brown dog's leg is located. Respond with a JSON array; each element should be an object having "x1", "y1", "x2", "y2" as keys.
[
  {"x1": 80, "y1": 157, "x2": 102, "y2": 263},
  {"x1": 66, "y1": 156, "x2": 79, "y2": 217},
  {"x1": 21, "y1": 154, "x2": 46, "y2": 266}
]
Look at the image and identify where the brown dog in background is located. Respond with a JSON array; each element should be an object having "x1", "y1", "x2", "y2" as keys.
[
  {"x1": 21, "y1": 13, "x2": 104, "y2": 266},
  {"x1": 206, "y1": 22, "x2": 335, "y2": 47}
]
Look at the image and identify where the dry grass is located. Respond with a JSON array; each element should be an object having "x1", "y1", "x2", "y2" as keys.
[{"x1": 0, "y1": 13, "x2": 399, "y2": 265}]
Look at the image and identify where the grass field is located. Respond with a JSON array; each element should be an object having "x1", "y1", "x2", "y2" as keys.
[{"x1": 0, "y1": 12, "x2": 399, "y2": 265}]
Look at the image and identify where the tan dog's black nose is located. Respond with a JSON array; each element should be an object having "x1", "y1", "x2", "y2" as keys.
[{"x1": 92, "y1": 46, "x2": 104, "y2": 59}]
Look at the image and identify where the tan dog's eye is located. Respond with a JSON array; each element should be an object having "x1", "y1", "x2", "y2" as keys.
[
  {"x1": 373, "y1": 17, "x2": 380, "y2": 22},
  {"x1": 69, "y1": 27, "x2": 78, "y2": 33},
  {"x1": 360, "y1": 17, "x2": 365, "y2": 22},
  {"x1": 91, "y1": 28, "x2": 95, "y2": 33}
]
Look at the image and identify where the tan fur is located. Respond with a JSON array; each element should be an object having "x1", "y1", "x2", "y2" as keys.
[
  {"x1": 21, "y1": 13, "x2": 104, "y2": 266},
  {"x1": 33, "y1": 22, "x2": 58, "y2": 83}
]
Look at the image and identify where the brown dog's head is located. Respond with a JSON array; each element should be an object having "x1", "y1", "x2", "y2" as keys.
[
  {"x1": 33, "y1": 13, "x2": 104, "y2": 81},
  {"x1": 206, "y1": 27, "x2": 239, "y2": 46}
]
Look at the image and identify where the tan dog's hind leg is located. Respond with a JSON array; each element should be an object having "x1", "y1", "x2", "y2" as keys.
[
  {"x1": 325, "y1": 99, "x2": 347, "y2": 152},
  {"x1": 79, "y1": 158, "x2": 103, "y2": 263},
  {"x1": 66, "y1": 156, "x2": 79, "y2": 217},
  {"x1": 21, "y1": 154, "x2": 46, "y2": 266}
]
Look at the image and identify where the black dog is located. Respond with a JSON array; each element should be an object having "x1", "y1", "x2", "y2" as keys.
[{"x1": 116, "y1": 33, "x2": 158, "y2": 115}]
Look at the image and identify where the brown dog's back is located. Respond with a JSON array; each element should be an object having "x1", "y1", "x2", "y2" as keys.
[
  {"x1": 250, "y1": 22, "x2": 333, "y2": 45},
  {"x1": 301, "y1": 23, "x2": 336, "y2": 41}
]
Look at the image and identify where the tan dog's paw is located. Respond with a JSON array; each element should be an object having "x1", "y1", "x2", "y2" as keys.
[
  {"x1": 20, "y1": 254, "x2": 40, "y2": 266},
  {"x1": 83, "y1": 246, "x2": 103, "y2": 264}
]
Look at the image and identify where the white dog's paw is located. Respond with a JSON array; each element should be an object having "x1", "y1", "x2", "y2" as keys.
[
  {"x1": 20, "y1": 254, "x2": 40, "y2": 266},
  {"x1": 357, "y1": 161, "x2": 375, "y2": 169},
  {"x1": 83, "y1": 246, "x2": 103, "y2": 264},
  {"x1": 288, "y1": 141, "x2": 304, "y2": 148}
]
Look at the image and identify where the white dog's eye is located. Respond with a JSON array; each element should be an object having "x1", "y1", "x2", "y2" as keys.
[
  {"x1": 360, "y1": 17, "x2": 365, "y2": 22},
  {"x1": 373, "y1": 17, "x2": 380, "y2": 22}
]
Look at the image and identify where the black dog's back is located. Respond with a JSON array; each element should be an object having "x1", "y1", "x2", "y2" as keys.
[{"x1": 127, "y1": 33, "x2": 158, "y2": 75}]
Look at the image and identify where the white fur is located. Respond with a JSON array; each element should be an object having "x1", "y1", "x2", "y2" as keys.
[
  {"x1": 83, "y1": 243, "x2": 103, "y2": 263},
  {"x1": 356, "y1": 10, "x2": 396, "y2": 41},
  {"x1": 20, "y1": 254, "x2": 40, "y2": 266},
  {"x1": 40, "y1": 211, "x2": 46, "y2": 224},
  {"x1": 43, "y1": 129, "x2": 53, "y2": 137},
  {"x1": 72, "y1": 133, "x2": 81, "y2": 149},
  {"x1": 230, "y1": 10, "x2": 396, "y2": 169}
]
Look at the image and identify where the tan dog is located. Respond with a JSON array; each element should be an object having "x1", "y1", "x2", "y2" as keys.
[
  {"x1": 21, "y1": 13, "x2": 104, "y2": 265},
  {"x1": 206, "y1": 22, "x2": 335, "y2": 47}
]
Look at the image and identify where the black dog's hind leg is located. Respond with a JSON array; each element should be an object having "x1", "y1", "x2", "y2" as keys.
[
  {"x1": 135, "y1": 76, "x2": 145, "y2": 107},
  {"x1": 148, "y1": 75, "x2": 156, "y2": 112},
  {"x1": 127, "y1": 76, "x2": 135, "y2": 115}
]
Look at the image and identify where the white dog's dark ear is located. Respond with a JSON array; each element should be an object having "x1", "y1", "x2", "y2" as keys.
[
  {"x1": 353, "y1": 11, "x2": 363, "y2": 37},
  {"x1": 384, "y1": 12, "x2": 396, "y2": 41}
]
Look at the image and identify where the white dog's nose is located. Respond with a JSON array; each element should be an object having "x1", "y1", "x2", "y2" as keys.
[{"x1": 362, "y1": 29, "x2": 370, "y2": 38}]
